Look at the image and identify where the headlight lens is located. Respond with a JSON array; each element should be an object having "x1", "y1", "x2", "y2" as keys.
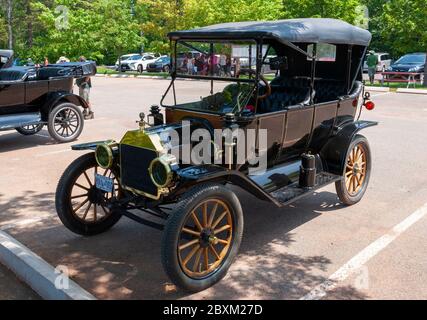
[
  {"x1": 149, "y1": 156, "x2": 175, "y2": 188},
  {"x1": 95, "y1": 143, "x2": 114, "y2": 169}
]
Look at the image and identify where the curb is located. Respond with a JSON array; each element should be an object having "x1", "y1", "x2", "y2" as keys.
[
  {"x1": 96, "y1": 73, "x2": 169, "y2": 80},
  {"x1": 396, "y1": 88, "x2": 427, "y2": 95},
  {"x1": 0, "y1": 230, "x2": 96, "y2": 300},
  {"x1": 365, "y1": 86, "x2": 390, "y2": 92}
]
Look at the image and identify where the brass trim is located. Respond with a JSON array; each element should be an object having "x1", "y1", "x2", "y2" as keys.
[{"x1": 95, "y1": 142, "x2": 116, "y2": 169}]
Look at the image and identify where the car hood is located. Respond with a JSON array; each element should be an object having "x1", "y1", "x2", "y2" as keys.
[
  {"x1": 0, "y1": 50, "x2": 14, "y2": 69},
  {"x1": 389, "y1": 63, "x2": 424, "y2": 72}
]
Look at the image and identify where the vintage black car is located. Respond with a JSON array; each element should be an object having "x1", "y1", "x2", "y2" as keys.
[
  {"x1": 0, "y1": 51, "x2": 96, "y2": 142},
  {"x1": 55, "y1": 18, "x2": 377, "y2": 292}
]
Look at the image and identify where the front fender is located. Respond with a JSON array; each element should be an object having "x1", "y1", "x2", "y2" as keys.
[
  {"x1": 320, "y1": 120, "x2": 378, "y2": 175},
  {"x1": 71, "y1": 141, "x2": 112, "y2": 151}
]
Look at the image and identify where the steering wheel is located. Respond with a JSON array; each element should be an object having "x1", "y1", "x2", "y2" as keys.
[
  {"x1": 239, "y1": 68, "x2": 271, "y2": 100},
  {"x1": 257, "y1": 74, "x2": 272, "y2": 100}
]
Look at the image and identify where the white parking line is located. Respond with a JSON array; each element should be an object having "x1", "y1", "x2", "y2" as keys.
[{"x1": 301, "y1": 201, "x2": 427, "y2": 300}]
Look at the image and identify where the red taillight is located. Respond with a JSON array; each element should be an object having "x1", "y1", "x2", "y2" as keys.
[
  {"x1": 364, "y1": 100, "x2": 375, "y2": 110},
  {"x1": 352, "y1": 98, "x2": 358, "y2": 107}
]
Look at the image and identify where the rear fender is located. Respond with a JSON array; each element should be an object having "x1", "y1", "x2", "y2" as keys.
[
  {"x1": 41, "y1": 92, "x2": 89, "y2": 121},
  {"x1": 320, "y1": 120, "x2": 378, "y2": 175}
]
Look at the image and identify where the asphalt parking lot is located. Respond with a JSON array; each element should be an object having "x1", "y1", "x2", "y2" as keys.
[{"x1": 1, "y1": 77, "x2": 427, "y2": 299}]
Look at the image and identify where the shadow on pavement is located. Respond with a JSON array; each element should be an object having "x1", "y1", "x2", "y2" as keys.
[
  {"x1": 0, "y1": 130, "x2": 55, "y2": 153},
  {"x1": 0, "y1": 188, "x2": 368, "y2": 300}
]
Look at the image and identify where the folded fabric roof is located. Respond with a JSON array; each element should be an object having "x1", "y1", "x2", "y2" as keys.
[{"x1": 168, "y1": 18, "x2": 372, "y2": 46}]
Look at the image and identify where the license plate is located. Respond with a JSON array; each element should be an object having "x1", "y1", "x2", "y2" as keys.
[{"x1": 95, "y1": 174, "x2": 114, "y2": 193}]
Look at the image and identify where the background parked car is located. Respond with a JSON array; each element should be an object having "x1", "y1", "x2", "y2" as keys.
[
  {"x1": 363, "y1": 52, "x2": 392, "y2": 73},
  {"x1": 115, "y1": 54, "x2": 139, "y2": 70},
  {"x1": 387, "y1": 52, "x2": 426, "y2": 73},
  {"x1": 120, "y1": 53, "x2": 158, "y2": 73},
  {"x1": 147, "y1": 56, "x2": 171, "y2": 73}
]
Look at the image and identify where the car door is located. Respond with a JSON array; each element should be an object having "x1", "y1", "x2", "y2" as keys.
[
  {"x1": 255, "y1": 111, "x2": 287, "y2": 167},
  {"x1": 0, "y1": 81, "x2": 26, "y2": 113},
  {"x1": 279, "y1": 105, "x2": 315, "y2": 162}
]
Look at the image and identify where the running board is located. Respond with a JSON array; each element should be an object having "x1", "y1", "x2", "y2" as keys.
[
  {"x1": 270, "y1": 172, "x2": 341, "y2": 207},
  {"x1": 0, "y1": 112, "x2": 42, "y2": 131}
]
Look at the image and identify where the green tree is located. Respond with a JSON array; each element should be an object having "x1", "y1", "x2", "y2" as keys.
[
  {"x1": 376, "y1": 0, "x2": 427, "y2": 57},
  {"x1": 139, "y1": 0, "x2": 283, "y2": 53},
  {"x1": 5, "y1": 0, "x2": 143, "y2": 65},
  {"x1": 282, "y1": 0, "x2": 363, "y2": 24}
]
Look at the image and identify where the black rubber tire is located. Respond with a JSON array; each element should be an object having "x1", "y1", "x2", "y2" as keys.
[
  {"x1": 161, "y1": 183, "x2": 243, "y2": 292},
  {"x1": 16, "y1": 124, "x2": 44, "y2": 135},
  {"x1": 163, "y1": 65, "x2": 170, "y2": 73},
  {"x1": 48, "y1": 103, "x2": 84, "y2": 143},
  {"x1": 335, "y1": 134, "x2": 372, "y2": 206},
  {"x1": 55, "y1": 153, "x2": 122, "y2": 236},
  {"x1": 137, "y1": 65, "x2": 143, "y2": 73}
]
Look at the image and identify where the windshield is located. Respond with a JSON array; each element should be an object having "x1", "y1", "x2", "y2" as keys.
[
  {"x1": 128, "y1": 55, "x2": 142, "y2": 61},
  {"x1": 161, "y1": 40, "x2": 270, "y2": 114},
  {"x1": 395, "y1": 54, "x2": 426, "y2": 65}
]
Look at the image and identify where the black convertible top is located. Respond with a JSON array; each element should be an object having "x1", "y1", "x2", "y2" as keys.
[{"x1": 168, "y1": 18, "x2": 371, "y2": 46}]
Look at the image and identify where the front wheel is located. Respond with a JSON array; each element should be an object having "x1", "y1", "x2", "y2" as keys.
[
  {"x1": 55, "y1": 153, "x2": 122, "y2": 236},
  {"x1": 137, "y1": 65, "x2": 143, "y2": 73},
  {"x1": 335, "y1": 134, "x2": 371, "y2": 205},
  {"x1": 16, "y1": 124, "x2": 44, "y2": 135},
  {"x1": 161, "y1": 184, "x2": 243, "y2": 292},
  {"x1": 48, "y1": 103, "x2": 84, "y2": 143}
]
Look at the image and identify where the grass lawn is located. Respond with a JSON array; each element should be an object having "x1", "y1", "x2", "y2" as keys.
[
  {"x1": 368, "y1": 82, "x2": 426, "y2": 90},
  {"x1": 97, "y1": 66, "x2": 169, "y2": 78}
]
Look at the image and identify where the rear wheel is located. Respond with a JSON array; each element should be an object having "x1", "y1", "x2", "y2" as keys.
[
  {"x1": 48, "y1": 103, "x2": 84, "y2": 143},
  {"x1": 161, "y1": 184, "x2": 243, "y2": 292},
  {"x1": 163, "y1": 65, "x2": 170, "y2": 73},
  {"x1": 55, "y1": 153, "x2": 122, "y2": 236},
  {"x1": 16, "y1": 124, "x2": 44, "y2": 135},
  {"x1": 335, "y1": 135, "x2": 371, "y2": 205},
  {"x1": 137, "y1": 65, "x2": 143, "y2": 73}
]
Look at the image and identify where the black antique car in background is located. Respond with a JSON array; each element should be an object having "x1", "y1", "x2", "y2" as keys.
[
  {"x1": 55, "y1": 19, "x2": 377, "y2": 292},
  {"x1": 0, "y1": 50, "x2": 96, "y2": 142}
]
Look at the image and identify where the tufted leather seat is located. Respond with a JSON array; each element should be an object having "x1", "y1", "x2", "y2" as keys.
[
  {"x1": 314, "y1": 81, "x2": 347, "y2": 103},
  {"x1": 258, "y1": 86, "x2": 311, "y2": 113}
]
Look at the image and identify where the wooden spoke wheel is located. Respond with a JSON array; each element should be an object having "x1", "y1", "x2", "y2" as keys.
[
  {"x1": 69, "y1": 165, "x2": 119, "y2": 224},
  {"x1": 345, "y1": 143, "x2": 367, "y2": 196},
  {"x1": 178, "y1": 199, "x2": 233, "y2": 279},
  {"x1": 55, "y1": 153, "x2": 122, "y2": 236},
  {"x1": 336, "y1": 135, "x2": 371, "y2": 206},
  {"x1": 161, "y1": 184, "x2": 243, "y2": 292}
]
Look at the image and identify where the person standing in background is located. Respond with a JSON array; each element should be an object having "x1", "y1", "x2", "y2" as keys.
[
  {"x1": 44, "y1": 57, "x2": 49, "y2": 66},
  {"x1": 366, "y1": 51, "x2": 378, "y2": 85},
  {"x1": 76, "y1": 56, "x2": 94, "y2": 120}
]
